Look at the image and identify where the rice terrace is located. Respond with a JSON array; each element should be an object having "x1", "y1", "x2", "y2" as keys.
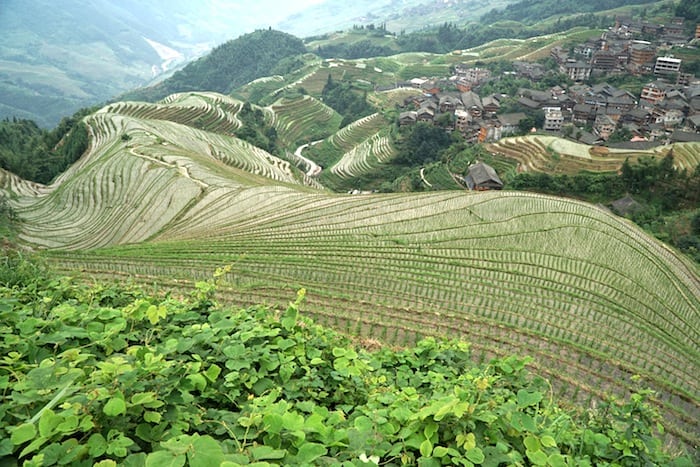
[{"x1": 2, "y1": 89, "x2": 698, "y2": 458}]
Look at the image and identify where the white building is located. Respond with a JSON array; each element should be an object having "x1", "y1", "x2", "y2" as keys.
[
  {"x1": 543, "y1": 107, "x2": 563, "y2": 131},
  {"x1": 654, "y1": 57, "x2": 682, "y2": 77}
]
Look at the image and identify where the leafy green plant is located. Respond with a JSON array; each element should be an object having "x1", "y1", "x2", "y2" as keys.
[{"x1": 0, "y1": 274, "x2": 693, "y2": 466}]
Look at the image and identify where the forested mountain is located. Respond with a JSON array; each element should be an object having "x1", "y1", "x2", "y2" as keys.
[
  {"x1": 481, "y1": 0, "x2": 661, "y2": 25},
  {"x1": 0, "y1": 0, "x2": 325, "y2": 128},
  {"x1": 121, "y1": 30, "x2": 308, "y2": 103}
]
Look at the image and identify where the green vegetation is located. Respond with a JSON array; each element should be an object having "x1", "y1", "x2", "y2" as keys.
[
  {"x1": 0, "y1": 108, "x2": 92, "y2": 184},
  {"x1": 321, "y1": 75, "x2": 376, "y2": 128},
  {"x1": 0, "y1": 194, "x2": 19, "y2": 241},
  {"x1": 481, "y1": 0, "x2": 659, "y2": 25},
  {"x1": 123, "y1": 30, "x2": 307, "y2": 103},
  {"x1": 235, "y1": 103, "x2": 279, "y2": 156},
  {"x1": 0, "y1": 87, "x2": 697, "y2": 455},
  {"x1": 0, "y1": 263, "x2": 693, "y2": 465}
]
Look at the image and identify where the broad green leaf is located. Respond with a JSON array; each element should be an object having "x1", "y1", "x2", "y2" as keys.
[
  {"x1": 526, "y1": 449, "x2": 548, "y2": 466},
  {"x1": 250, "y1": 445, "x2": 287, "y2": 460},
  {"x1": 0, "y1": 438, "x2": 12, "y2": 456},
  {"x1": 187, "y1": 373, "x2": 207, "y2": 391},
  {"x1": 145, "y1": 450, "x2": 186, "y2": 467},
  {"x1": 524, "y1": 435, "x2": 541, "y2": 452},
  {"x1": 103, "y1": 397, "x2": 126, "y2": 416},
  {"x1": 433, "y1": 399, "x2": 458, "y2": 421},
  {"x1": 541, "y1": 435, "x2": 557, "y2": 448},
  {"x1": 87, "y1": 433, "x2": 108, "y2": 457},
  {"x1": 511, "y1": 412, "x2": 536, "y2": 432},
  {"x1": 146, "y1": 304, "x2": 167, "y2": 325},
  {"x1": 11, "y1": 423, "x2": 36, "y2": 445},
  {"x1": 189, "y1": 435, "x2": 225, "y2": 467},
  {"x1": 517, "y1": 389, "x2": 543, "y2": 408},
  {"x1": 38, "y1": 409, "x2": 61, "y2": 438},
  {"x1": 354, "y1": 415, "x2": 373, "y2": 433},
  {"x1": 122, "y1": 453, "x2": 148, "y2": 467},
  {"x1": 144, "y1": 411, "x2": 162, "y2": 423},
  {"x1": 281, "y1": 304, "x2": 298, "y2": 330},
  {"x1": 423, "y1": 421, "x2": 438, "y2": 440},
  {"x1": 456, "y1": 432, "x2": 476, "y2": 450},
  {"x1": 433, "y1": 446, "x2": 449, "y2": 457},
  {"x1": 420, "y1": 439, "x2": 433, "y2": 457},
  {"x1": 263, "y1": 413, "x2": 284, "y2": 434},
  {"x1": 548, "y1": 453, "x2": 567, "y2": 467},
  {"x1": 281, "y1": 411, "x2": 304, "y2": 432},
  {"x1": 94, "y1": 460, "x2": 118, "y2": 467},
  {"x1": 465, "y1": 447, "x2": 485, "y2": 464},
  {"x1": 204, "y1": 364, "x2": 221, "y2": 382},
  {"x1": 131, "y1": 392, "x2": 158, "y2": 406},
  {"x1": 279, "y1": 364, "x2": 293, "y2": 383},
  {"x1": 55, "y1": 414, "x2": 79, "y2": 433},
  {"x1": 295, "y1": 442, "x2": 327, "y2": 464}
]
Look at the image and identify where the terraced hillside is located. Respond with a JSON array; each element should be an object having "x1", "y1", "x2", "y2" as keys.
[
  {"x1": 4, "y1": 93, "x2": 699, "y2": 450},
  {"x1": 265, "y1": 95, "x2": 343, "y2": 147},
  {"x1": 487, "y1": 135, "x2": 700, "y2": 174},
  {"x1": 298, "y1": 112, "x2": 396, "y2": 181},
  {"x1": 6, "y1": 94, "x2": 312, "y2": 250},
  {"x1": 102, "y1": 92, "x2": 243, "y2": 136}
]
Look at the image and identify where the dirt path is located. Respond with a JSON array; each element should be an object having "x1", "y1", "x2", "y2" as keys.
[
  {"x1": 129, "y1": 146, "x2": 209, "y2": 189},
  {"x1": 293, "y1": 140, "x2": 323, "y2": 177},
  {"x1": 420, "y1": 167, "x2": 432, "y2": 187}
]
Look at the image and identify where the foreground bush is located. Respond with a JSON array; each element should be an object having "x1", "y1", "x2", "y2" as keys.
[{"x1": 0, "y1": 269, "x2": 693, "y2": 466}]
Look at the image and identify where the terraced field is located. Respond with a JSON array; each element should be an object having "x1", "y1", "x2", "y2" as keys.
[
  {"x1": 39, "y1": 188, "x2": 700, "y2": 446},
  {"x1": 486, "y1": 135, "x2": 700, "y2": 174},
  {"x1": 10, "y1": 96, "x2": 311, "y2": 250},
  {"x1": 4, "y1": 92, "x2": 699, "y2": 450},
  {"x1": 296, "y1": 112, "x2": 397, "y2": 179},
  {"x1": 266, "y1": 95, "x2": 343, "y2": 147},
  {"x1": 330, "y1": 131, "x2": 395, "y2": 178},
  {"x1": 102, "y1": 92, "x2": 243, "y2": 135}
]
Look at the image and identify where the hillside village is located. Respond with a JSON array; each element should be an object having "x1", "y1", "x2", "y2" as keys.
[{"x1": 396, "y1": 16, "x2": 700, "y2": 149}]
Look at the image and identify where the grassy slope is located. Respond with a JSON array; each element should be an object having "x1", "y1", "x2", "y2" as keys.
[{"x1": 4, "y1": 91, "x2": 698, "y2": 447}]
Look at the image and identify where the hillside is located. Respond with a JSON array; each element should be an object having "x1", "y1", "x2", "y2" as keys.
[
  {"x1": 121, "y1": 30, "x2": 309, "y2": 103},
  {"x1": 0, "y1": 0, "x2": 316, "y2": 128},
  {"x1": 2, "y1": 92, "x2": 698, "y2": 452}
]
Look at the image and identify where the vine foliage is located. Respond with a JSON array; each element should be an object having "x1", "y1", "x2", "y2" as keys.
[{"x1": 0, "y1": 266, "x2": 693, "y2": 466}]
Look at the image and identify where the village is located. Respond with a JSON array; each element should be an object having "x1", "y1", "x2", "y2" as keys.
[{"x1": 396, "y1": 16, "x2": 700, "y2": 150}]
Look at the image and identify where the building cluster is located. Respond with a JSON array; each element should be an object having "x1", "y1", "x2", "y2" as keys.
[
  {"x1": 397, "y1": 16, "x2": 700, "y2": 146},
  {"x1": 550, "y1": 17, "x2": 695, "y2": 83}
]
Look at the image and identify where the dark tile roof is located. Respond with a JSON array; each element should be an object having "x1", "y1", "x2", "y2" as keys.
[{"x1": 465, "y1": 162, "x2": 503, "y2": 190}]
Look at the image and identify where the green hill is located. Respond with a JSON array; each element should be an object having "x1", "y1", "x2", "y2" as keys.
[
  {"x1": 2, "y1": 93, "x2": 698, "y2": 451},
  {"x1": 122, "y1": 30, "x2": 308, "y2": 103}
]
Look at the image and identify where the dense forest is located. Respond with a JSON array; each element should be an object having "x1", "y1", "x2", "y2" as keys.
[
  {"x1": 321, "y1": 75, "x2": 375, "y2": 128},
  {"x1": 234, "y1": 103, "x2": 280, "y2": 155},
  {"x1": 122, "y1": 29, "x2": 307, "y2": 103},
  {"x1": 481, "y1": 0, "x2": 659, "y2": 25},
  {"x1": 0, "y1": 108, "x2": 93, "y2": 184}
]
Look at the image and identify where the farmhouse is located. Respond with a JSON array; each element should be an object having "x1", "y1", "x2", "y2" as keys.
[{"x1": 463, "y1": 162, "x2": 503, "y2": 190}]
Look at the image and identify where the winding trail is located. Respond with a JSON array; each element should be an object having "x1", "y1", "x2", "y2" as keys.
[
  {"x1": 419, "y1": 167, "x2": 433, "y2": 187},
  {"x1": 293, "y1": 140, "x2": 323, "y2": 177},
  {"x1": 129, "y1": 146, "x2": 209, "y2": 189}
]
